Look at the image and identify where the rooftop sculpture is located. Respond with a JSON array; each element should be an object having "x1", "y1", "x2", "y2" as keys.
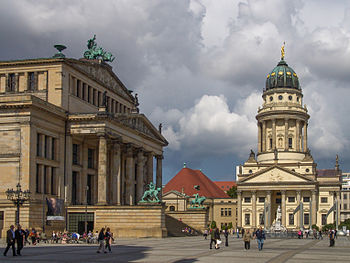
[{"x1": 83, "y1": 35, "x2": 115, "y2": 62}]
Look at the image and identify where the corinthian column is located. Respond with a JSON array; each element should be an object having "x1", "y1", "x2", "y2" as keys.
[
  {"x1": 156, "y1": 155, "x2": 163, "y2": 201},
  {"x1": 97, "y1": 135, "x2": 107, "y2": 205},
  {"x1": 272, "y1": 119, "x2": 276, "y2": 150},
  {"x1": 125, "y1": 145, "x2": 135, "y2": 205},
  {"x1": 237, "y1": 191, "x2": 242, "y2": 228},
  {"x1": 303, "y1": 121, "x2": 308, "y2": 152},
  {"x1": 296, "y1": 120, "x2": 300, "y2": 151},
  {"x1": 258, "y1": 123, "x2": 262, "y2": 153},
  {"x1": 252, "y1": 191, "x2": 257, "y2": 228},
  {"x1": 311, "y1": 190, "x2": 317, "y2": 225},
  {"x1": 136, "y1": 150, "x2": 145, "y2": 203},
  {"x1": 262, "y1": 121, "x2": 266, "y2": 152},
  {"x1": 111, "y1": 142, "x2": 121, "y2": 205},
  {"x1": 296, "y1": 190, "x2": 301, "y2": 227},
  {"x1": 266, "y1": 191, "x2": 271, "y2": 227},
  {"x1": 146, "y1": 153, "x2": 154, "y2": 184},
  {"x1": 281, "y1": 190, "x2": 286, "y2": 227},
  {"x1": 284, "y1": 119, "x2": 289, "y2": 151}
]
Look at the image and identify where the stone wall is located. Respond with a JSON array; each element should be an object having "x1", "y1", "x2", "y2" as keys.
[{"x1": 166, "y1": 210, "x2": 208, "y2": 233}]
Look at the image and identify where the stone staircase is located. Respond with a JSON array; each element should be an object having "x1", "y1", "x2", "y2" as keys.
[{"x1": 165, "y1": 214, "x2": 200, "y2": 237}]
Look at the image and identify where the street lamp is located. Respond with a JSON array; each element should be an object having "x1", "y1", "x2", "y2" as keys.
[{"x1": 6, "y1": 183, "x2": 30, "y2": 225}]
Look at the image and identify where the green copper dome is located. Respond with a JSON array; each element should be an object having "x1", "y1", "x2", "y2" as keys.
[{"x1": 265, "y1": 59, "x2": 300, "y2": 90}]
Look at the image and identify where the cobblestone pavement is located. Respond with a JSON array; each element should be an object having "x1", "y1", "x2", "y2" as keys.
[{"x1": 1, "y1": 236, "x2": 349, "y2": 262}]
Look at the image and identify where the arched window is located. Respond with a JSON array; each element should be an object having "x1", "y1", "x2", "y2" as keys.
[{"x1": 169, "y1": 206, "x2": 175, "y2": 211}]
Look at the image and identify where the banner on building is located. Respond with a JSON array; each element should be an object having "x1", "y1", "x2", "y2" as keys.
[
  {"x1": 326, "y1": 202, "x2": 336, "y2": 218},
  {"x1": 293, "y1": 203, "x2": 301, "y2": 215},
  {"x1": 46, "y1": 198, "x2": 64, "y2": 221}
]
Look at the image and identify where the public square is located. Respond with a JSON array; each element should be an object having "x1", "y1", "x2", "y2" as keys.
[{"x1": 1, "y1": 236, "x2": 350, "y2": 263}]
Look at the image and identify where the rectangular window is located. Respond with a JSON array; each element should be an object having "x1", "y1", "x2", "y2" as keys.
[
  {"x1": 43, "y1": 166, "x2": 48, "y2": 194},
  {"x1": 344, "y1": 193, "x2": 347, "y2": 200},
  {"x1": 228, "y1": 208, "x2": 232, "y2": 216},
  {"x1": 304, "y1": 213, "x2": 309, "y2": 225},
  {"x1": 87, "y1": 174, "x2": 93, "y2": 205},
  {"x1": 288, "y1": 138, "x2": 293, "y2": 149},
  {"x1": 259, "y1": 213, "x2": 264, "y2": 225},
  {"x1": 245, "y1": 214, "x2": 250, "y2": 225},
  {"x1": 82, "y1": 83, "x2": 86, "y2": 100},
  {"x1": 88, "y1": 86, "x2": 91, "y2": 103},
  {"x1": 276, "y1": 198, "x2": 281, "y2": 204},
  {"x1": 321, "y1": 214, "x2": 327, "y2": 225},
  {"x1": 288, "y1": 197, "x2": 295, "y2": 203},
  {"x1": 44, "y1": 136, "x2": 49, "y2": 159},
  {"x1": 269, "y1": 138, "x2": 273, "y2": 149},
  {"x1": 244, "y1": 197, "x2": 251, "y2": 203},
  {"x1": 225, "y1": 208, "x2": 228, "y2": 216},
  {"x1": 259, "y1": 197, "x2": 265, "y2": 203},
  {"x1": 221, "y1": 208, "x2": 224, "y2": 216},
  {"x1": 98, "y1": 91, "x2": 101, "y2": 106},
  {"x1": 72, "y1": 171, "x2": 77, "y2": 205},
  {"x1": 73, "y1": 144, "x2": 79, "y2": 165},
  {"x1": 344, "y1": 204, "x2": 348, "y2": 210},
  {"x1": 28, "y1": 72, "x2": 35, "y2": 91},
  {"x1": 51, "y1": 138, "x2": 56, "y2": 160},
  {"x1": 93, "y1": 89, "x2": 97, "y2": 105},
  {"x1": 37, "y1": 133, "x2": 41, "y2": 156},
  {"x1": 36, "y1": 164, "x2": 40, "y2": 193},
  {"x1": 51, "y1": 167, "x2": 55, "y2": 195},
  {"x1": 321, "y1": 197, "x2": 328, "y2": 203},
  {"x1": 88, "y1": 148, "x2": 94, "y2": 169},
  {"x1": 303, "y1": 197, "x2": 310, "y2": 202},
  {"x1": 76, "y1": 79, "x2": 81, "y2": 98},
  {"x1": 7, "y1": 73, "x2": 16, "y2": 92},
  {"x1": 289, "y1": 213, "x2": 294, "y2": 225}
]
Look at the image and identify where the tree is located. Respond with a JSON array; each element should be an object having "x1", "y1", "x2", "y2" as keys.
[
  {"x1": 210, "y1": 221, "x2": 217, "y2": 229},
  {"x1": 227, "y1": 186, "x2": 237, "y2": 198}
]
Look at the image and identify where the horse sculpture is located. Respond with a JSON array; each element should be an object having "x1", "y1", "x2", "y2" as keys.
[
  {"x1": 190, "y1": 193, "x2": 206, "y2": 208},
  {"x1": 140, "y1": 182, "x2": 161, "y2": 203}
]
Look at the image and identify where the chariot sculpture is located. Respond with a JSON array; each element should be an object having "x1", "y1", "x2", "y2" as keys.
[{"x1": 83, "y1": 35, "x2": 115, "y2": 62}]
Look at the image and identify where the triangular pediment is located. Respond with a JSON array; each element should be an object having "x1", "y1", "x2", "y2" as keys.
[
  {"x1": 240, "y1": 165, "x2": 314, "y2": 184},
  {"x1": 65, "y1": 59, "x2": 134, "y2": 102},
  {"x1": 116, "y1": 114, "x2": 168, "y2": 145},
  {"x1": 163, "y1": 190, "x2": 187, "y2": 198}
]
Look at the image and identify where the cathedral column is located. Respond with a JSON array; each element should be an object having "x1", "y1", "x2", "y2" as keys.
[
  {"x1": 65, "y1": 134, "x2": 72, "y2": 205},
  {"x1": 296, "y1": 190, "x2": 301, "y2": 227},
  {"x1": 281, "y1": 190, "x2": 286, "y2": 227},
  {"x1": 252, "y1": 191, "x2": 257, "y2": 228},
  {"x1": 272, "y1": 119, "x2": 276, "y2": 150},
  {"x1": 97, "y1": 135, "x2": 108, "y2": 205},
  {"x1": 284, "y1": 119, "x2": 289, "y2": 151},
  {"x1": 296, "y1": 120, "x2": 300, "y2": 151},
  {"x1": 336, "y1": 191, "x2": 340, "y2": 228},
  {"x1": 303, "y1": 121, "x2": 308, "y2": 152},
  {"x1": 267, "y1": 190, "x2": 271, "y2": 227},
  {"x1": 237, "y1": 190, "x2": 242, "y2": 228},
  {"x1": 136, "y1": 149, "x2": 145, "y2": 203},
  {"x1": 311, "y1": 190, "x2": 317, "y2": 225},
  {"x1": 258, "y1": 123, "x2": 262, "y2": 153},
  {"x1": 262, "y1": 121, "x2": 266, "y2": 152},
  {"x1": 111, "y1": 142, "x2": 121, "y2": 205},
  {"x1": 81, "y1": 142, "x2": 88, "y2": 204},
  {"x1": 125, "y1": 145, "x2": 135, "y2": 205},
  {"x1": 146, "y1": 153, "x2": 154, "y2": 184},
  {"x1": 156, "y1": 155, "x2": 163, "y2": 200}
]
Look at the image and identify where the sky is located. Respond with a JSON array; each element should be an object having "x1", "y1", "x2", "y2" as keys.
[{"x1": 1, "y1": 0, "x2": 350, "y2": 183}]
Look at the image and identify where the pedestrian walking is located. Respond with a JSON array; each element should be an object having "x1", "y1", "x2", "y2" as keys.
[
  {"x1": 3, "y1": 225, "x2": 16, "y2": 257},
  {"x1": 214, "y1": 227, "x2": 221, "y2": 249},
  {"x1": 15, "y1": 225, "x2": 24, "y2": 256},
  {"x1": 224, "y1": 227, "x2": 229, "y2": 247},
  {"x1": 243, "y1": 229, "x2": 252, "y2": 250},
  {"x1": 203, "y1": 229, "x2": 208, "y2": 240},
  {"x1": 241, "y1": 228, "x2": 245, "y2": 238},
  {"x1": 255, "y1": 226, "x2": 266, "y2": 251},
  {"x1": 105, "y1": 227, "x2": 113, "y2": 253},
  {"x1": 209, "y1": 228, "x2": 216, "y2": 249},
  {"x1": 236, "y1": 228, "x2": 240, "y2": 238},
  {"x1": 297, "y1": 229, "x2": 302, "y2": 239},
  {"x1": 96, "y1": 228, "x2": 106, "y2": 253},
  {"x1": 329, "y1": 229, "x2": 335, "y2": 247},
  {"x1": 318, "y1": 230, "x2": 323, "y2": 240}
]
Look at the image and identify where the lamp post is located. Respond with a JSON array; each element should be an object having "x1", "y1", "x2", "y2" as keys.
[{"x1": 6, "y1": 183, "x2": 30, "y2": 225}]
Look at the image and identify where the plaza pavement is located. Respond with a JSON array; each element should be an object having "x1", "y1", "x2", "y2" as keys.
[{"x1": 1, "y1": 236, "x2": 349, "y2": 262}]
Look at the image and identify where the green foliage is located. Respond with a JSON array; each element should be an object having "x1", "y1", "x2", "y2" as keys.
[
  {"x1": 322, "y1": 223, "x2": 336, "y2": 231},
  {"x1": 339, "y1": 218, "x2": 350, "y2": 229},
  {"x1": 227, "y1": 186, "x2": 237, "y2": 198},
  {"x1": 228, "y1": 222, "x2": 233, "y2": 229},
  {"x1": 312, "y1": 224, "x2": 319, "y2": 231},
  {"x1": 210, "y1": 221, "x2": 217, "y2": 229}
]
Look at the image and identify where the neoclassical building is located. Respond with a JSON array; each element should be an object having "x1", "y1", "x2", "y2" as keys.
[
  {"x1": 0, "y1": 42, "x2": 168, "y2": 238},
  {"x1": 236, "y1": 51, "x2": 341, "y2": 230}
]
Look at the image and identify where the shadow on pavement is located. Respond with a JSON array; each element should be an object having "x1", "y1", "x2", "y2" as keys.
[{"x1": 173, "y1": 259, "x2": 198, "y2": 263}]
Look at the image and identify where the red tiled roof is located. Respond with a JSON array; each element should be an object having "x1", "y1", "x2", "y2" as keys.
[
  {"x1": 316, "y1": 169, "x2": 338, "y2": 177},
  {"x1": 163, "y1": 168, "x2": 229, "y2": 198},
  {"x1": 214, "y1": 181, "x2": 236, "y2": 191}
]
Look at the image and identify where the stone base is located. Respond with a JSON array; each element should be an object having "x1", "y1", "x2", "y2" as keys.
[{"x1": 165, "y1": 210, "x2": 209, "y2": 233}]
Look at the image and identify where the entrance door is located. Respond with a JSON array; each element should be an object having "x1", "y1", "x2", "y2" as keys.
[{"x1": 78, "y1": 221, "x2": 94, "y2": 235}]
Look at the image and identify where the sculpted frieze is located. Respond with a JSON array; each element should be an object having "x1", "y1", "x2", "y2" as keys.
[{"x1": 118, "y1": 116, "x2": 158, "y2": 140}]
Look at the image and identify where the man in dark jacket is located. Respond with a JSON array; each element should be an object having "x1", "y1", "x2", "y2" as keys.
[
  {"x1": 3, "y1": 225, "x2": 16, "y2": 257},
  {"x1": 96, "y1": 228, "x2": 106, "y2": 253},
  {"x1": 255, "y1": 226, "x2": 266, "y2": 251},
  {"x1": 15, "y1": 225, "x2": 24, "y2": 256},
  {"x1": 209, "y1": 228, "x2": 216, "y2": 249}
]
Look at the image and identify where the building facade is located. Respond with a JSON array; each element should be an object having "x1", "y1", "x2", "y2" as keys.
[
  {"x1": 341, "y1": 172, "x2": 350, "y2": 221},
  {"x1": 236, "y1": 52, "x2": 341, "y2": 230},
  {"x1": 0, "y1": 49, "x2": 168, "y2": 237}
]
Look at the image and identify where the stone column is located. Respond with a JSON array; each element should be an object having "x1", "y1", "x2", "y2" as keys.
[
  {"x1": 303, "y1": 121, "x2": 308, "y2": 152},
  {"x1": 125, "y1": 145, "x2": 135, "y2": 205},
  {"x1": 237, "y1": 190, "x2": 242, "y2": 228},
  {"x1": 81, "y1": 142, "x2": 88, "y2": 204},
  {"x1": 284, "y1": 119, "x2": 289, "y2": 151},
  {"x1": 156, "y1": 155, "x2": 163, "y2": 201},
  {"x1": 262, "y1": 121, "x2": 266, "y2": 152},
  {"x1": 97, "y1": 136, "x2": 108, "y2": 205},
  {"x1": 281, "y1": 190, "x2": 286, "y2": 227},
  {"x1": 252, "y1": 191, "x2": 257, "y2": 228},
  {"x1": 311, "y1": 190, "x2": 317, "y2": 225},
  {"x1": 136, "y1": 149, "x2": 145, "y2": 203},
  {"x1": 111, "y1": 142, "x2": 121, "y2": 205},
  {"x1": 336, "y1": 191, "x2": 340, "y2": 228},
  {"x1": 272, "y1": 119, "x2": 276, "y2": 150},
  {"x1": 266, "y1": 190, "x2": 271, "y2": 227},
  {"x1": 296, "y1": 190, "x2": 301, "y2": 227},
  {"x1": 146, "y1": 153, "x2": 154, "y2": 184},
  {"x1": 65, "y1": 134, "x2": 73, "y2": 204},
  {"x1": 258, "y1": 122, "x2": 262, "y2": 153},
  {"x1": 296, "y1": 120, "x2": 300, "y2": 151}
]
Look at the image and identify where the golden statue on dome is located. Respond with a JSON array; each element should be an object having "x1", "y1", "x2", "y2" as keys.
[{"x1": 281, "y1": 42, "x2": 285, "y2": 60}]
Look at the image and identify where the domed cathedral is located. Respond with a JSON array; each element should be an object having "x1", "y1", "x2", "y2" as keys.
[{"x1": 236, "y1": 44, "x2": 341, "y2": 231}]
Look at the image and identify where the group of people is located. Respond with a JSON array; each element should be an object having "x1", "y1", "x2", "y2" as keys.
[
  {"x1": 96, "y1": 227, "x2": 114, "y2": 253},
  {"x1": 208, "y1": 226, "x2": 266, "y2": 251},
  {"x1": 3, "y1": 225, "x2": 25, "y2": 257}
]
